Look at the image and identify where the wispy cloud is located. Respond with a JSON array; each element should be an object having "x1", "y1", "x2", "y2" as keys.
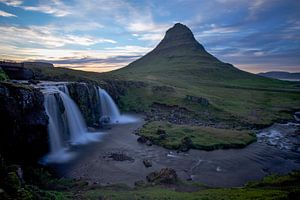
[
  {"x1": 0, "y1": 10, "x2": 16, "y2": 17},
  {"x1": 0, "y1": 0, "x2": 70, "y2": 17},
  {"x1": 0, "y1": 25, "x2": 116, "y2": 48}
]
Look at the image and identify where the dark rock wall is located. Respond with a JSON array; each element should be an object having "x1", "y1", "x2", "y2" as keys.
[
  {"x1": 67, "y1": 83, "x2": 101, "y2": 127},
  {"x1": 0, "y1": 82, "x2": 48, "y2": 163}
]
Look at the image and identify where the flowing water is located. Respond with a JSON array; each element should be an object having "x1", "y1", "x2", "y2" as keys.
[
  {"x1": 97, "y1": 87, "x2": 137, "y2": 124},
  {"x1": 52, "y1": 116, "x2": 300, "y2": 187},
  {"x1": 24, "y1": 80, "x2": 300, "y2": 186},
  {"x1": 39, "y1": 83, "x2": 103, "y2": 163}
]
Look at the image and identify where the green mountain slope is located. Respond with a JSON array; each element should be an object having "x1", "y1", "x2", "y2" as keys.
[
  {"x1": 112, "y1": 23, "x2": 292, "y2": 88},
  {"x1": 109, "y1": 23, "x2": 300, "y2": 126}
]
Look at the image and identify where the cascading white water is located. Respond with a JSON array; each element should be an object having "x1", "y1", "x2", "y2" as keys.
[
  {"x1": 41, "y1": 83, "x2": 101, "y2": 163},
  {"x1": 97, "y1": 87, "x2": 137, "y2": 124},
  {"x1": 42, "y1": 88, "x2": 75, "y2": 163},
  {"x1": 98, "y1": 87, "x2": 121, "y2": 123},
  {"x1": 59, "y1": 91, "x2": 100, "y2": 145}
]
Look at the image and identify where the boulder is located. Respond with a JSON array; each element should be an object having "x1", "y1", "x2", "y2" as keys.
[
  {"x1": 179, "y1": 137, "x2": 193, "y2": 152},
  {"x1": 99, "y1": 116, "x2": 110, "y2": 127},
  {"x1": 146, "y1": 168, "x2": 178, "y2": 184},
  {"x1": 156, "y1": 128, "x2": 167, "y2": 140},
  {"x1": 143, "y1": 159, "x2": 152, "y2": 168},
  {"x1": 137, "y1": 136, "x2": 148, "y2": 143},
  {"x1": 146, "y1": 140, "x2": 153, "y2": 146},
  {"x1": 108, "y1": 153, "x2": 134, "y2": 162}
]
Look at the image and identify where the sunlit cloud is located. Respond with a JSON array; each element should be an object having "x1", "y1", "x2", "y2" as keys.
[
  {"x1": 0, "y1": 0, "x2": 70, "y2": 17},
  {"x1": 0, "y1": 25, "x2": 116, "y2": 48},
  {"x1": 0, "y1": 10, "x2": 16, "y2": 17},
  {"x1": 0, "y1": 0, "x2": 299, "y2": 73}
]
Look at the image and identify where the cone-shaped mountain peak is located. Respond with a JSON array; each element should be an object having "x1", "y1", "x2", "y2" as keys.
[
  {"x1": 113, "y1": 23, "x2": 253, "y2": 82},
  {"x1": 152, "y1": 23, "x2": 206, "y2": 53}
]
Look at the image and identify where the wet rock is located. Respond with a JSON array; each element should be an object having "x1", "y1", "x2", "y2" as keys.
[
  {"x1": 137, "y1": 136, "x2": 148, "y2": 143},
  {"x1": 28, "y1": 79, "x2": 40, "y2": 85},
  {"x1": 179, "y1": 137, "x2": 193, "y2": 152},
  {"x1": 107, "y1": 153, "x2": 134, "y2": 162},
  {"x1": 0, "y1": 82, "x2": 48, "y2": 163},
  {"x1": 143, "y1": 159, "x2": 152, "y2": 168},
  {"x1": 99, "y1": 116, "x2": 110, "y2": 127},
  {"x1": 146, "y1": 140, "x2": 153, "y2": 146},
  {"x1": 294, "y1": 112, "x2": 300, "y2": 122},
  {"x1": 67, "y1": 82, "x2": 101, "y2": 127},
  {"x1": 146, "y1": 168, "x2": 178, "y2": 184}
]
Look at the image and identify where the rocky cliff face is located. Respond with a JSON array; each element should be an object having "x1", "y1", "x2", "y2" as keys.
[
  {"x1": 0, "y1": 82, "x2": 49, "y2": 163},
  {"x1": 67, "y1": 83, "x2": 101, "y2": 127}
]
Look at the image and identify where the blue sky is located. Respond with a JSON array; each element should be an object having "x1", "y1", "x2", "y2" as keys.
[{"x1": 0, "y1": 0, "x2": 299, "y2": 73}]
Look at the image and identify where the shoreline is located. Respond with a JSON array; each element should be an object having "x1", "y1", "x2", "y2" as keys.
[{"x1": 50, "y1": 114, "x2": 300, "y2": 188}]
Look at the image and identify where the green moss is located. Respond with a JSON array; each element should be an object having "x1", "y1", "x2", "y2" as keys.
[
  {"x1": 4, "y1": 172, "x2": 21, "y2": 194},
  {"x1": 138, "y1": 121, "x2": 256, "y2": 150},
  {"x1": 0, "y1": 68, "x2": 8, "y2": 81}
]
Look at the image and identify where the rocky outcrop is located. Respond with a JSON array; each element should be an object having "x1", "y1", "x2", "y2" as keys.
[
  {"x1": 67, "y1": 83, "x2": 101, "y2": 127},
  {"x1": 146, "y1": 168, "x2": 178, "y2": 184},
  {"x1": 0, "y1": 62, "x2": 34, "y2": 80},
  {"x1": 143, "y1": 159, "x2": 152, "y2": 168},
  {"x1": 0, "y1": 82, "x2": 48, "y2": 163}
]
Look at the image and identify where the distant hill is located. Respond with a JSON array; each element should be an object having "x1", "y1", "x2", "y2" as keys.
[{"x1": 258, "y1": 71, "x2": 300, "y2": 81}]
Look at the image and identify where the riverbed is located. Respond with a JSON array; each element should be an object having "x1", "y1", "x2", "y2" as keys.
[{"x1": 51, "y1": 115, "x2": 300, "y2": 187}]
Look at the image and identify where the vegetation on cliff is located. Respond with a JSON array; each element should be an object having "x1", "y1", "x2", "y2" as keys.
[{"x1": 0, "y1": 68, "x2": 8, "y2": 81}]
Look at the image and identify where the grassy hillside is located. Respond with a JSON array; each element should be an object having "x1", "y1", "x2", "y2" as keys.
[{"x1": 107, "y1": 24, "x2": 300, "y2": 126}]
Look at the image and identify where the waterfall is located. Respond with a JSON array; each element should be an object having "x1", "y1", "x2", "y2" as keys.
[
  {"x1": 59, "y1": 91, "x2": 100, "y2": 145},
  {"x1": 43, "y1": 89, "x2": 75, "y2": 163},
  {"x1": 37, "y1": 81, "x2": 137, "y2": 163},
  {"x1": 98, "y1": 87, "x2": 121, "y2": 123},
  {"x1": 97, "y1": 87, "x2": 137, "y2": 124},
  {"x1": 40, "y1": 83, "x2": 101, "y2": 163}
]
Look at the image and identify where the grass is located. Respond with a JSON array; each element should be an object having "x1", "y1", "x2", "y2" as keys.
[
  {"x1": 138, "y1": 121, "x2": 256, "y2": 150},
  {"x1": 0, "y1": 67, "x2": 8, "y2": 81},
  {"x1": 82, "y1": 171, "x2": 300, "y2": 200}
]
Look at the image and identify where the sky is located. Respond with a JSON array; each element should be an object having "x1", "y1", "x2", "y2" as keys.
[{"x1": 0, "y1": 0, "x2": 299, "y2": 73}]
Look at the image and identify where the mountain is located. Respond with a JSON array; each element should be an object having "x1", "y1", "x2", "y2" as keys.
[
  {"x1": 108, "y1": 23, "x2": 300, "y2": 125},
  {"x1": 112, "y1": 23, "x2": 279, "y2": 87},
  {"x1": 258, "y1": 71, "x2": 300, "y2": 81}
]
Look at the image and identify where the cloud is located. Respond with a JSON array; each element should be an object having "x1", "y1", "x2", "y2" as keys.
[
  {"x1": 0, "y1": 10, "x2": 16, "y2": 17},
  {"x1": 0, "y1": 25, "x2": 116, "y2": 48},
  {"x1": 0, "y1": 0, "x2": 70, "y2": 17},
  {"x1": 0, "y1": 0, "x2": 22, "y2": 6}
]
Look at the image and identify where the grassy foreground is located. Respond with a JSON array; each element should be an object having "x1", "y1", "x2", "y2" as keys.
[
  {"x1": 138, "y1": 121, "x2": 256, "y2": 150},
  {"x1": 2, "y1": 163, "x2": 299, "y2": 200}
]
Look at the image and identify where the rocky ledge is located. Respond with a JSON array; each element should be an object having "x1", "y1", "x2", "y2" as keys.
[{"x1": 0, "y1": 81, "x2": 49, "y2": 163}]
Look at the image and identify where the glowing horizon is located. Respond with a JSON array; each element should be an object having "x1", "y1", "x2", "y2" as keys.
[{"x1": 0, "y1": 0, "x2": 299, "y2": 73}]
